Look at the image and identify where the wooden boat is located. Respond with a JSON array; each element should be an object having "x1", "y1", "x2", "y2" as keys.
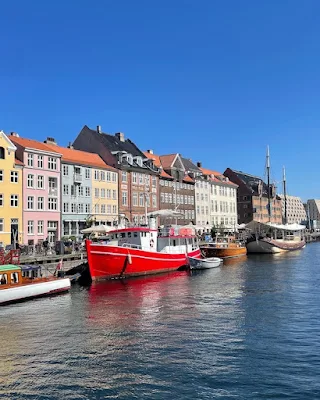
[
  {"x1": 200, "y1": 236, "x2": 247, "y2": 259},
  {"x1": 0, "y1": 264, "x2": 71, "y2": 305},
  {"x1": 188, "y1": 256, "x2": 222, "y2": 270}
]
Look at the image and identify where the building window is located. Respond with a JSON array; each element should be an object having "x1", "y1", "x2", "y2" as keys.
[
  {"x1": 152, "y1": 194, "x2": 157, "y2": 207},
  {"x1": 152, "y1": 176, "x2": 157, "y2": 188},
  {"x1": 48, "y1": 198, "x2": 57, "y2": 210},
  {"x1": 78, "y1": 186, "x2": 83, "y2": 196},
  {"x1": 37, "y1": 156, "x2": 43, "y2": 168},
  {"x1": 132, "y1": 172, "x2": 137, "y2": 184},
  {"x1": 10, "y1": 195, "x2": 18, "y2": 207},
  {"x1": 85, "y1": 168, "x2": 90, "y2": 179},
  {"x1": 78, "y1": 204, "x2": 84, "y2": 213},
  {"x1": 27, "y1": 196, "x2": 34, "y2": 210},
  {"x1": 0, "y1": 218, "x2": 3, "y2": 232},
  {"x1": 122, "y1": 191, "x2": 127, "y2": 206},
  {"x1": 94, "y1": 170, "x2": 99, "y2": 180},
  {"x1": 100, "y1": 171, "x2": 105, "y2": 181},
  {"x1": 139, "y1": 193, "x2": 144, "y2": 207},
  {"x1": 27, "y1": 174, "x2": 34, "y2": 188},
  {"x1": 106, "y1": 171, "x2": 111, "y2": 182},
  {"x1": 48, "y1": 157, "x2": 57, "y2": 170},
  {"x1": 94, "y1": 204, "x2": 99, "y2": 213},
  {"x1": 0, "y1": 170, "x2": 3, "y2": 181},
  {"x1": 107, "y1": 189, "x2": 111, "y2": 199},
  {"x1": 63, "y1": 165, "x2": 69, "y2": 176},
  {"x1": 112, "y1": 205, "x2": 117, "y2": 214},
  {"x1": 0, "y1": 147, "x2": 5, "y2": 159},
  {"x1": 101, "y1": 204, "x2": 106, "y2": 214},
  {"x1": 27, "y1": 221, "x2": 34, "y2": 234},
  {"x1": 10, "y1": 171, "x2": 18, "y2": 183},
  {"x1": 122, "y1": 171, "x2": 127, "y2": 182},
  {"x1": 112, "y1": 190, "x2": 117, "y2": 200},
  {"x1": 27, "y1": 153, "x2": 33, "y2": 167},
  {"x1": 94, "y1": 188, "x2": 99, "y2": 198},
  {"x1": 63, "y1": 185, "x2": 69, "y2": 195},
  {"x1": 38, "y1": 220, "x2": 44, "y2": 234},
  {"x1": 37, "y1": 197, "x2": 44, "y2": 210},
  {"x1": 107, "y1": 204, "x2": 111, "y2": 214},
  {"x1": 85, "y1": 187, "x2": 90, "y2": 197},
  {"x1": 85, "y1": 204, "x2": 90, "y2": 213},
  {"x1": 63, "y1": 203, "x2": 69, "y2": 213},
  {"x1": 0, "y1": 194, "x2": 3, "y2": 207},
  {"x1": 112, "y1": 172, "x2": 117, "y2": 182},
  {"x1": 133, "y1": 192, "x2": 138, "y2": 206},
  {"x1": 37, "y1": 175, "x2": 44, "y2": 189},
  {"x1": 101, "y1": 188, "x2": 106, "y2": 198},
  {"x1": 138, "y1": 174, "x2": 143, "y2": 185},
  {"x1": 71, "y1": 185, "x2": 76, "y2": 197}
]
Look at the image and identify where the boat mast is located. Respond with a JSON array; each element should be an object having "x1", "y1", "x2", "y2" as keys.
[
  {"x1": 266, "y1": 146, "x2": 271, "y2": 222},
  {"x1": 283, "y1": 166, "x2": 287, "y2": 224}
]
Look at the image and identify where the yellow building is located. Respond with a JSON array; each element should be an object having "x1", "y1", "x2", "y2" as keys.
[
  {"x1": 0, "y1": 131, "x2": 23, "y2": 248},
  {"x1": 92, "y1": 167, "x2": 119, "y2": 227}
]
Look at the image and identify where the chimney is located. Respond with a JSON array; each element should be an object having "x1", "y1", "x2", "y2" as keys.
[
  {"x1": 97, "y1": 125, "x2": 101, "y2": 134},
  {"x1": 44, "y1": 137, "x2": 57, "y2": 145},
  {"x1": 10, "y1": 132, "x2": 19, "y2": 137},
  {"x1": 67, "y1": 142, "x2": 74, "y2": 149},
  {"x1": 147, "y1": 149, "x2": 153, "y2": 154},
  {"x1": 197, "y1": 161, "x2": 202, "y2": 168},
  {"x1": 115, "y1": 132, "x2": 125, "y2": 142}
]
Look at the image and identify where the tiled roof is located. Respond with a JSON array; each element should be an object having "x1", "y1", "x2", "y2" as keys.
[
  {"x1": 10, "y1": 136, "x2": 61, "y2": 154},
  {"x1": 144, "y1": 151, "x2": 173, "y2": 179},
  {"x1": 181, "y1": 157, "x2": 201, "y2": 173},
  {"x1": 14, "y1": 158, "x2": 24, "y2": 166},
  {"x1": 183, "y1": 175, "x2": 195, "y2": 183},
  {"x1": 159, "y1": 154, "x2": 177, "y2": 169},
  {"x1": 226, "y1": 168, "x2": 274, "y2": 194},
  {"x1": 200, "y1": 167, "x2": 238, "y2": 187},
  {"x1": 45, "y1": 143, "x2": 116, "y2": 170}
]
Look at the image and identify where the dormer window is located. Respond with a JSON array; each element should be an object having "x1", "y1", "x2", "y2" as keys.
[
  {"x1": 122, "y1": 154, "x2": 133, "y2": 164},
  {"x1": 134, "y1": 156, "x2": 143, "y2": 167}
]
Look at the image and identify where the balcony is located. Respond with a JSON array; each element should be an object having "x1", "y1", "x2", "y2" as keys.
[
  {"x1": 74, "y1": 173, "x2": 83, "y2": 183},
  {"x1": 48, "y1": 187, "x2": 58, "y2": 196}
]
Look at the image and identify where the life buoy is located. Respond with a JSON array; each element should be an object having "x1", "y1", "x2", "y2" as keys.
[{"x1": 150, "y1": 239, "x2": 154, "y2": 248}]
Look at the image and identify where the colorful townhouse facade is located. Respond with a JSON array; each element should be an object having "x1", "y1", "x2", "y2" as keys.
[
  {"x1": 44, "y1": 139, "x2": 119, "y2": 239},
  {"x1": 0, "y1": 131, "x2": 23, "y2": 248},
  {"x1": 11, "y1": 135, "x2": 62, "y2": 244},
  {"x1": 144, "y1": 150, "x2": 196, "y2": 226},
  {"x1": 198, "y1": 166, "x2": 238, "y2": 231},
  {"x1": 73, "y1": 125, "x2": 160, "y2": 225}
]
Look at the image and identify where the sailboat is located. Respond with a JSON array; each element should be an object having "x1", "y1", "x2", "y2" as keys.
[{"x1": 246, "y1": 147, "x2": 306, "y2": 254}]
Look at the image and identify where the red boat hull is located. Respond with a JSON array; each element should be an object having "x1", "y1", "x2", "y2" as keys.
[{"x1": 86, "y1": 241, "x2": 201, "y2": 280}]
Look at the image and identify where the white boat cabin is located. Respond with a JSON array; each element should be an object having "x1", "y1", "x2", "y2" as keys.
[{"x1": 106, "y1": 225, "x2": 199, "y2": 254}]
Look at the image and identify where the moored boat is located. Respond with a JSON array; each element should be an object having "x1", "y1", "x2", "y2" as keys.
[
  {"x1": 0, "y1": 264, "x2": 71, "y2": 305},
  {"x1": 200, "y1": 236, "x2": 247, "y2": 259},
  {"x1": 188, "y1": 256, "x2": 222, "y2": 270},
  {"x1": 85, "y1": 212, "x2": 201, "y2": 281}
]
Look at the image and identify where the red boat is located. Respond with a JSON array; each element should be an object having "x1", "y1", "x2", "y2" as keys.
[{"x1": 86, "y1": 219, "x2": 201, "y2": 280}]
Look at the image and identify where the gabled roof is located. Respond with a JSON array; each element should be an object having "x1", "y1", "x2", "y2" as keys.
[
  {"x1": 10, "y1": 136, "x2": 61, "y2": 154},
  {"x1": 200, "y1": 167, "x2": 238, "y2": 187},
  {"x1": 0, "y1": 130, "x2": 17, "y2": 151},
  {"x1": 226, "y1": 168, "x2": 275, "y2": 195},
  {"x1": 45, "y1": 143, "x2": 116, "y2": 170},
  {"x1": 81, "y1": 125, "x2": 145, "y2": 158},
  {"x1": 181, "y1": 157, "x2": 201, "y2": 173},
  {"x1": 159, "y1": 154, "x2": 178, "y2": 169}
]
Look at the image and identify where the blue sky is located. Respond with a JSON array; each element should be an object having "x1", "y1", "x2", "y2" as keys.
[{"x1": 1, "y1": 0, "x2": 319, "y2": 200}]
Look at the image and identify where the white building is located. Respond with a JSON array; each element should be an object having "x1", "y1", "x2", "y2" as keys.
[
  {"x1": 196, "y1": 166, "x2": 238, "y2": 232},
  {"x1": 278, "y1": 195, "x2": 307, "y2": 224}
]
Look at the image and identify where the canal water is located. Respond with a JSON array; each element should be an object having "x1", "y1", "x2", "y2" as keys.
[{"x1": 1, "y1": 243, "x2": 320, "y2": 399}]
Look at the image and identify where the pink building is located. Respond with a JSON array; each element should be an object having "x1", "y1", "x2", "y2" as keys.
[{"x1": 11, "y1": 134, "x2": 62, "y2": 245}]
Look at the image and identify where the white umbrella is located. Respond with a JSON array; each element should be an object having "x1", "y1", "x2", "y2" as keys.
[
  {"x1": 81, "y1": 225, "x2": 114, "y2": 234},
  {"x1": 146, "y1": 209, "x2": 184, "y2": 217}
]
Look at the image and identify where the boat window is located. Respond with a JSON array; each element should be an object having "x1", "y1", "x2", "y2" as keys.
[
  {"x1": 11, "y1": 272, "x2": 19, "y2": 284},
  {"x1": 173, "y1": 240, "x2": 176, "y2": 246},
  {"x1": 120, "y1": 233, "x2": 126, "y2": 238},
  {"x1": 151, "y1": 233, "x2": 153, "y2": 238},
  {"x1": 128, "y1": 232, "x2": 132, "y2": 238},
  {"x1": 0, "y1": 273, "x2": 8, "y2": 285},
  {"x1": 115, "y1": 234, "x2": 118, "y2": 239},
  {"x1": 134, "y1": 232, "x2": 138, "y2": 237}
]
